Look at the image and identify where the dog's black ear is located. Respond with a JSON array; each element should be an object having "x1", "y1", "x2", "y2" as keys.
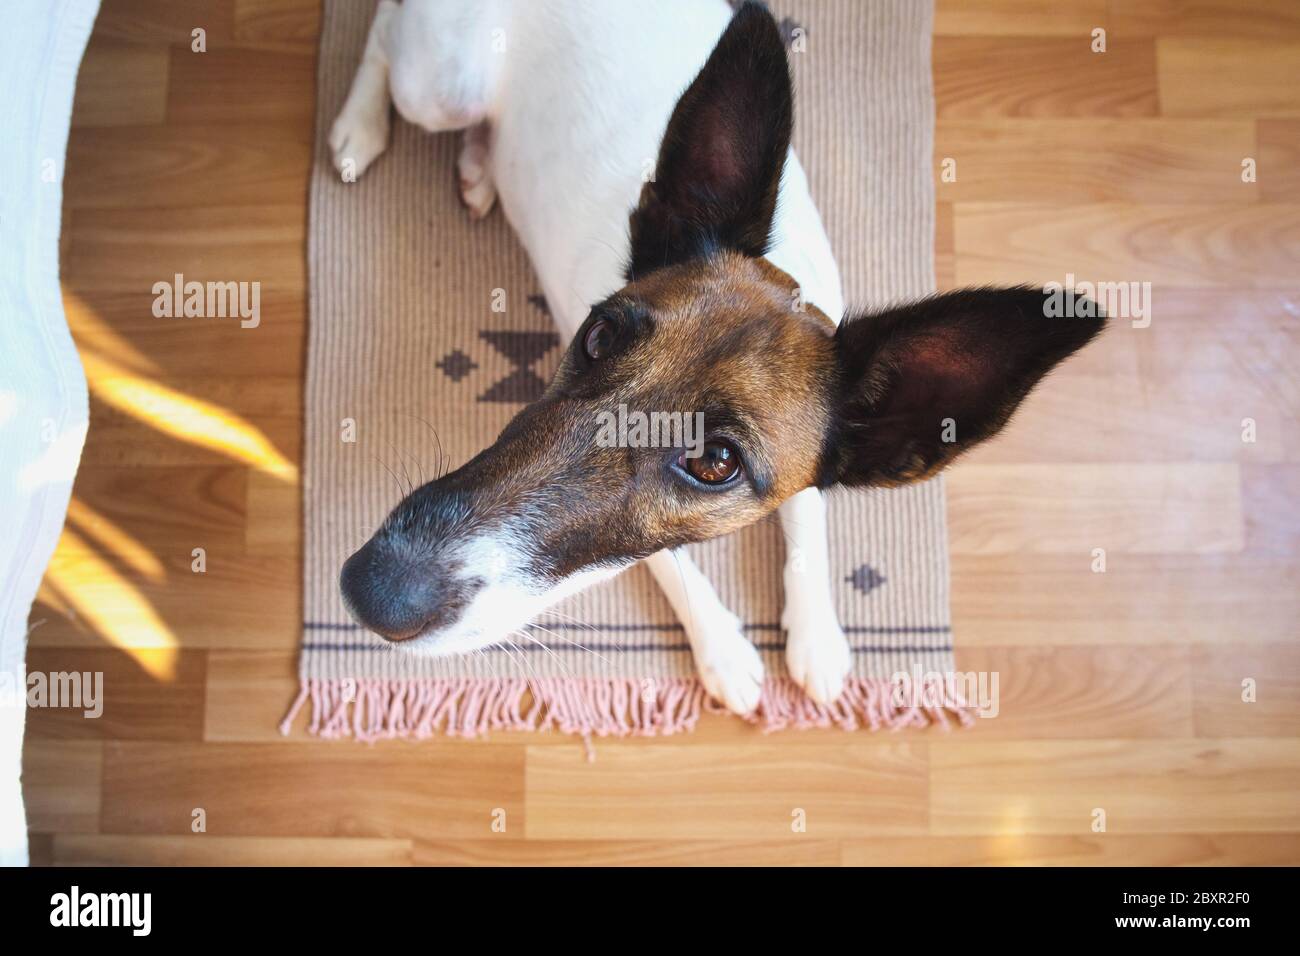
[
  {"x1": 818, "y1": 287, "x2": 1106, "y2": 488},
  {"x1": 626, "y1": 1, "x2": 792, "y2": 278}
]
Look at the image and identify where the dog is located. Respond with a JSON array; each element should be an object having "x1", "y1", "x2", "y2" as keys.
[{"x1": 331, "y1": 0, "x2": 1104, "y2": 715}]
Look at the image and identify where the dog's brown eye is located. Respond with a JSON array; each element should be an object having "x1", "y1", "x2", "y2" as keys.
[
  {"x1": 583, "y1": 319, "x2": 615, "y2": 360},
  {"x1": 685, "y1": 440, "x2": 741, "y2": 485}
]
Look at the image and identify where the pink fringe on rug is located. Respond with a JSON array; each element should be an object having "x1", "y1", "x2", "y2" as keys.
[{"x1": 279, "y1": 676, "x2": 975, "y2": 743}]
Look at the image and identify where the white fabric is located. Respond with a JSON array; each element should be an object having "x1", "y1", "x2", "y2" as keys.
[{"x1": 0, "y1": 0, "x2": 100, "y2": 868}]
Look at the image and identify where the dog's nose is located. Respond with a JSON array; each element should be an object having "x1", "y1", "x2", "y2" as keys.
[{"x1": 339, "y1": 538, "x2": 441, "y2": 642}]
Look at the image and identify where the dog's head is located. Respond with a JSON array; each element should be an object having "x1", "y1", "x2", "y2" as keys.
[{"x1": 340, "y1": 2, "x2": 1104, "y2": 652}]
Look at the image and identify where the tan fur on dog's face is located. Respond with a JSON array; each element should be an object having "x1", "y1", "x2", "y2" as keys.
[
  {"x1": 620, "y1": 254, "x2": 837, "y2": 505},
  {"x1": 524, "y1": 251, "x2": 840, "y2": 571},
  {"x1": 615, "y1": 255, "x2": 837, "y2": 479}
]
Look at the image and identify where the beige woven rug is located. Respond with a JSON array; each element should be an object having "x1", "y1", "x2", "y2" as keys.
[{"x1": 283, "y1": 0, "x2": 970, "y2": 740}]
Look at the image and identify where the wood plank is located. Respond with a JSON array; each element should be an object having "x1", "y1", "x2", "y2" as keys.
[
  {"x1": 100, "y1": 742, "x2": 525, "y2": 840},
  {"x1": 1158, "y1": 39, "x2": 1300, "y2": 118},
  {"x1": 21, "y1": 741, "x2": 102, "y2": 833},
  {"x1": 841, "y1": 833, "x2": 1300, "y2": 865},
  {"x1": 64, "y1": 465, "x2": 248, "y2": 554},
  {"x1": 234, "y1": 0, "x2": 323, "y2": 54},
  {"x1": 34, "y1": 525, "x2": 190, "y2": 655},
  {"x1": 70, "y1": 421, "x2": 300, "y2": 474},
  {"x1": 954, "y1": 645, "x2": 1193, "y2": 738},
  {"x1": 933, "y1": 0, "x2": 1106, "y2": 37},
  {"x1": 64, "y1": 123, "x2": 311, "y2": 211},
  {"x1": 64, "y1": 291, "x2": 306, "y2": 380},
  {"x1": 244, "y1": 469, "x2": 300, "y2": 552},
  {"x1": 33, "y1": 537, "x2": 300, "y2": 651},
  {"x1": 71, "y1": 39, "x2": 169, "y2": 129},
  {"x1": 961, "y1": 371, "x2": 1297, "y2": 466},
  {"x1": 413, "y1": 839, "x2": 840, "y2": 866},
  {"x1": 26, "y1": 834, "x2": 55, "y2": 868},
  {"x1": 1243, "y1": 464, "x2": 1300, "y2": 560},
  {"x1": 946, "y1": 463, "x2": 1244, "y2": 555},
  {"x1": 79, "y1": 374, "x2": 301, "y2": 432},
  {"x1": 936, "y1": 120, "x2": 1255, "y2": 203},
  {"x1": 930, "y1": 739, "x2": 1300, "y2": 834},
  {"x1": 951, "y1": 551, "x2": 1299, "y2": 646},
  {"x1": 1113, "y1": 0, "x2": 1300, "y2": 40},
  {"x1": 166, "y1": 46, "x2": 315, "y2": 125},
  {"x1": 1257, "y1": 119, "x2": 1300, "y2": 202},
  {"x1": 73, "y1": 395, "x2": 300, "y2": 472},
  {"x1": 935, "y1": 201, "x2": 954, "y2": 290},
  {"x1": 49, "y1": 834, "x2": 412, "y2": 866},
  {"x1": 92, "y1": 0, "x2": 237, "y2": 45},
  {"x1": 1192, "y1": 644, "x2": 1300, "y2": 737},
  {"x1": 934, "y1": 37, "x2": 1157, "y2": 118},
  {"x1": 525, "y1": 743, "x2": 929, "y2": 839},
  {"x1": 63, "y1": 205, "x2": 306, "y2": 294},
  {"x1": 204, "y1": 651, "x2": 298, "y2": 742},
  {"x1": 953, "y1": 203, "x2": 1300, "y2": 288},
  {"x1": 25, "y1": 648, "x2": 207, "y2": 741}
]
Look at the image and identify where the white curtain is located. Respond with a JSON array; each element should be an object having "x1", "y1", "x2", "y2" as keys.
[{"x1": 0, "y1": 0, "x2": 100, "y2": 867}]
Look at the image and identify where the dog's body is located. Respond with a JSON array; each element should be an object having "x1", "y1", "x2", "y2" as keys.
[
  {"x1": 333, "y1": 0, "x2": 852, "y2": 712},
  {"x1": 332, "y1": 1, "x2": 1104, "y2": 715}
]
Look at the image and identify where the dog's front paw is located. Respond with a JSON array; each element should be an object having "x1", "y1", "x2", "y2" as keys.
[
  {"x1": 689, "y1": 613, "x2": 764, "y2": 716},
  {"x1": 329, "y1": 104, "x2": 391, "y2": 181},
  {"x1": 784, "y1": 610, "x2": 852, "y2": 707}
]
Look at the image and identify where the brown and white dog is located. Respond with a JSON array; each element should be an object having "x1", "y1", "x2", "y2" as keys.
[{"x1": 331, "y1": 0, "x2": 1104, "y2": 714}]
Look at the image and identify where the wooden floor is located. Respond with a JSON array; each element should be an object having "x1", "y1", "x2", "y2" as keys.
[{"x1": 23, "y1": 0, "x2": 1299, "y2": 866}]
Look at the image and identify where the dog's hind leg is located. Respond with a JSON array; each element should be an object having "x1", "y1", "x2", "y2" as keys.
[
  {"x1": 385, "y1": 0, "x2": 501, "y2": 132},
  {"x1": 779, "y1": 488, "x2": 852, "y2": 706},
  {"x1": 644, "y1": 549, "x2": 764, "y2": 716},
  {"x1": 329, "y1": 0, "x2": 399, "y2": 180},
  {"x1": 331, "y1": 0, "x2": 503, "y2": 183},
  {"x1": 457, "y1": 122, "x2": 497, "y2": 219}
]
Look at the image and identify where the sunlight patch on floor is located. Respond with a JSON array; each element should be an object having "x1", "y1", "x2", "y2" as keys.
[
  {"x1": 79, "y1": 347, "x2": 297, "y2": 482},
  {"x1": 65, "y1": 498, "x2": 165, "y2": 584},
  {"x1": 42, "y1": 527, "x2": 179, "y2": 682}
]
